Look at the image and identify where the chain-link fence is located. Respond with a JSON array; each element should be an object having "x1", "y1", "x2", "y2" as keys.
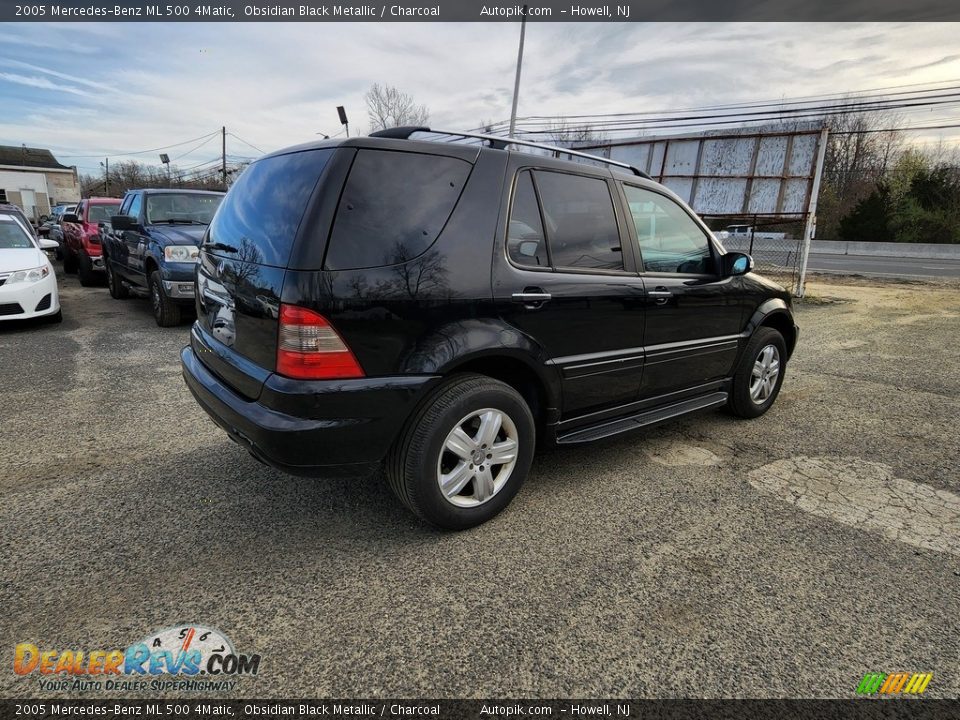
[{"x1": 706, "y1": 215, "x2": 808, "y2": 293}]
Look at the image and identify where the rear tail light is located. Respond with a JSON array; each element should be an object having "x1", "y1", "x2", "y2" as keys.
[{"x1": 276, "y1": 304, "x2": 364, "y2": 380}]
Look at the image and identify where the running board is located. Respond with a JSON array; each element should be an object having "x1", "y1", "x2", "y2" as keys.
[
  {"x1": 556, "y1": 392, "x2": 729, "y2": 445},
  {"x1": 121, "y1": 280, "x2": 149, "y2": 298}
]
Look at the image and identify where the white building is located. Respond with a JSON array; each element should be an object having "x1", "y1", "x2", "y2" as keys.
[{"x1": 0, "y1": 145, "x2": 81, "y2": 221}]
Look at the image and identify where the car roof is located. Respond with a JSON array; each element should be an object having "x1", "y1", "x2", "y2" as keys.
[
  {"x1": 131, "y1": 188, "x2": 225, "y2": 195},
  {"x1": 260, "y1": 136, "x2": 482, "y2": 164},
  {"x1": 85, "y1": 197, "x2": 122, "y2": 203}
]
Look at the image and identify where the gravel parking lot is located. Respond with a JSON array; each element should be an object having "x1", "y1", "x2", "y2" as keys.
[{"x1": 2, "y1": 267, "x2": 959, "y2": 699}]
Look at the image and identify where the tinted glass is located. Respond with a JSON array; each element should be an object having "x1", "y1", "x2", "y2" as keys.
[
  {"x1": 624, "y1": 185, "x2": 714, "y2": 274},
  {"x1": 325, "y1": 149, "x2": 471, "y2": 270},
  {"x1": 145, "y1": 193, "x2": 222, "y2": 225},
  {"x1": 128, "y1": 193, "x2": 143, "y2": 220},
  {"x1": 87, "y1": 204, "x2": 116, "y2": 223},
  {"x1": 0, "y1": 220, "x2": 33, "y2": 249},
  {"x1": 507, "y1": 171, "x2": 548, "y2": 268},
  {"x1": 534, "y1": 171, "x2": 623, "y2": 271},
  {"x1": 205, "y1": 149, "x2": 333, "y2": 268}
]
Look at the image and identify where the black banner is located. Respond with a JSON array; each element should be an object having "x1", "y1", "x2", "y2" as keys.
[
  {"x1": 1, "y1": 0, "x2": 958, "y2": 23},
  {"x1": 3, "y1": 700, "x2": 960, "y2": 720}
]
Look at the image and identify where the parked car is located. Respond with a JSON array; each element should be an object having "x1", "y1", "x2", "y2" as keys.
[
  {"x1": 38, "y1": 205, "x2": 76, "y2": 259},
  {"x1": 0, "y1": 210, "x2": 61, "y2": 323},
  {"x1": 101, "y1": 189, "x2": 225, "y2": 326},
  {"x1": 62, "y1": 198, "x2": 121, "y2": 286},
  {"x1": 180, "y1": 129, "x2": 798, "y2": 530},
  {"x1": 0, "y1": 203, "x2": 41, "y2": 241}
]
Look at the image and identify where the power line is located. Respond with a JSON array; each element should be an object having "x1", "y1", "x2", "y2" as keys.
[
  {"x1": 227, "y1": 132, "x2": 264, "y2": 154},
  {"x1": 169, "y1": 133, "x2": 219, "y2": 162},
  {"x1": 55, "y1": 130, "x2": 220, "y2": 160}
]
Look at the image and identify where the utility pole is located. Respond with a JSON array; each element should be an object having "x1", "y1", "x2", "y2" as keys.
[
  {"x1": 508, "y1": 5, "x2": 528, "y2": 138},
  {"x1": 105, "y1": 157, "x2": 109, "y2": 196},
  {"x1": 221, "y1": 126, "x2": 227, "y2": 188}
]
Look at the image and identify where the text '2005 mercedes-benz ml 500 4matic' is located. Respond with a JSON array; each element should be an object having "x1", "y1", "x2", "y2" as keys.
[{"x1": 181, "y1": 128, "x2": 798, "y2": 530}]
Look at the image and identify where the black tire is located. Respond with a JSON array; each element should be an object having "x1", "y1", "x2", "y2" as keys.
[
  {"x1": 387, "y1": 374, "x2": 536, "y2": 530},
  {"x1": 106, "y1": 259, "x2": 129, "y2": 299},
  {"x1": 149, "y1": 271, "x2": 181, "y2": 327},
  {"x1": 77, "y1": 253, "x2": 97, "y2": 287},
  {"x1": 62, "y1": 250, "x2": 77, "y2": 274},
  {"x1": 728, "y1": 327, "x2": 787, "y2": 418}
]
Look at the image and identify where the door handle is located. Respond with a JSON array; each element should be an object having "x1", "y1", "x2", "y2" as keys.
[
  {"x1": 648, "y1": 287, "x2": 672, "y2": 304},
  {"x1": 512, "y1": 289, "x2": 552, "y2": 307}
]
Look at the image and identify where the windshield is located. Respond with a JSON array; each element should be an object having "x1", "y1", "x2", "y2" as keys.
[
  {"x1": 87, "y1": 204, "x2": 117, "y2": 223},
  {"x1": 146, "y1": 193, "x2": 223, "y2": 225},
  {"x1": 0, "y1": 220, "x2": 36, "y2": 249}
]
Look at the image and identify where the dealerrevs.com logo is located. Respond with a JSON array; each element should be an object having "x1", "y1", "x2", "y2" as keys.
[
  {"x1": 856, "y1": 672, "x2": 933, "y2": 696},
  {"x1": 13, "y1": 625, "x2": 261, "y2": 692}
]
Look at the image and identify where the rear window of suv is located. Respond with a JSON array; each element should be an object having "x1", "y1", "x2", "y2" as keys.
[
  {"x1": 324, "y1": 149, "x2": 471, "y2": 271},
  {"x1": 204, "y1": 149, "x2": 333, "y2": 268}
]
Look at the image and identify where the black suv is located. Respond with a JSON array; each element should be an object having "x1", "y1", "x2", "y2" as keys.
[{"x1": 181, "y1": 129, "x2": 798, "y2": 529}]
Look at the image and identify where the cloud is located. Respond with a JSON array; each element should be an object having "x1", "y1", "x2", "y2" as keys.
[
  {"x1": 0, "y1": 21, "x2": 958, "y2": 167},
  {"x1": 0, "y1": 59, "x2": 117, "y2": 92},
  {"x1": 0, "y1": 72, "x2": 92, "y2": 96}
]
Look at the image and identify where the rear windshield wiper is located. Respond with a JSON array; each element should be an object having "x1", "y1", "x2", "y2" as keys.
[{"x1": 154, "y1": 218, "x2": 207, "y2": 225}]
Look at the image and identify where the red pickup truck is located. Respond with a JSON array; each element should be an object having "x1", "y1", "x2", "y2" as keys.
[{"x1": 62, "y1": 197, "x2": 121, "y2": 286}]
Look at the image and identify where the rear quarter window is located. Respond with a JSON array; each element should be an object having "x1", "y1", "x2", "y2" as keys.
[
  {"x1": 204, "y1": 149, "x2": 333, "y2": 268},
  {"x1": 324, "y1": 149, "x2": 472, "y2": 271}
]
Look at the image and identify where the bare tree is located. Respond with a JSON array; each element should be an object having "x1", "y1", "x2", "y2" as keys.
[
  {"x1": 364, "y1": 84, "x2": 430, "y2": 132},
  {"x1": 816, "y1": 101, "x2": 905, "y2": 239},
  {"x1": 546, "y1": 118, "x2": 608, "y2": 147}
]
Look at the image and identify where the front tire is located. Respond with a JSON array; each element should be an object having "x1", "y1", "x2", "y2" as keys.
[
  {"x1": 387, "y1": 374, "x2": 536, "y2": 530},
  {"x1": 728, "y1": 327, "x2": 787, "y2": 418},
  {"x1": 149, "y1": 271, "x2": 181, "y2": 327}
]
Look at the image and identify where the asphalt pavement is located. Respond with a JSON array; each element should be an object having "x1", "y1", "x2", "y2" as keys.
[
  {"x1": 807, "y1": 252, "x2": 960, "y2": 279},
  {"x1": 2, "y1": 268, "x2": 959, "y2": 699}
]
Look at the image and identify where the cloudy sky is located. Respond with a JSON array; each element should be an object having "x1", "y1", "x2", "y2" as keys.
[{"x1": 1, "y1": 22, "x2": 958, "y2": 175}]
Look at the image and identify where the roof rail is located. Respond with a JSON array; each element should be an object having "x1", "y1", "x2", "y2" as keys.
[{"x1": 370, "y1": 126, "x2": 651, "y2": 179}]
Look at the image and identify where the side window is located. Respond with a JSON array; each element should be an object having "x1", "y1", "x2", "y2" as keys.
[
  {"x1": 507, "y1": 171, "x2": 548, "y2": 268},
  {"x1": 76, "y1": 201, "x2": 86, "y2": 221},
  {"x1": 118, "y1": 195, "x2": 132, "y2": 216},
  {"x1": 128, "y1": 194, "x2": 143, "y2": 220},
  {"x1": 623, "y1": 185, "x2": 714, "y2": 274},
  {"x1": 325, "y1": 149, "x2": 471, "y2": 271},
  {"x1": 533, "y1": 171, "x2": 623, "y2": 271}
]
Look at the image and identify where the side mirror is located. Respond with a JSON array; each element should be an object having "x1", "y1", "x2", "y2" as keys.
[
  {"x1": 110, "y1": 215, "x2": 137, "y2": 231},
  {"x1": 62, "y1": 213, "x2": 80, "y2": 224},
  {"x1": 723, "y1": 252, "x2": 753, "y2": 277},
  {"x1": 39, "y1": 238, "x2": 59, "y2": 250}
]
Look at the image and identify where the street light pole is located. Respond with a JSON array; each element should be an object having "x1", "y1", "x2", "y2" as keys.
[{"x1": 508, "y1": 5, "x2": 528, "y2": 138}]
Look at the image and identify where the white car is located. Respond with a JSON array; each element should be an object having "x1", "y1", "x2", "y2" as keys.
[{"x1": 0, "y1": 211, "x2": 62, "y2": 323}]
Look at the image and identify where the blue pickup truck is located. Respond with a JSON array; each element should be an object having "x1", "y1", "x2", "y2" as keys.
[{"x1": 101, "y1": 189, "x2": 224, "y2": 326}]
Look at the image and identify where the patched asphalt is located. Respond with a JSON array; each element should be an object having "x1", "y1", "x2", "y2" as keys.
[{"x1": 2, "y1": 267, "x2": 959, "y2": 699}]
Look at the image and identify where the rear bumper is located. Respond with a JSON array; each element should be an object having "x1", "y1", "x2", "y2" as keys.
[{"x1": 181, "y1": 346, "x2": 439, "y2": 477}]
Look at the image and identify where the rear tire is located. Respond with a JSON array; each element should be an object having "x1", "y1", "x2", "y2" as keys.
[
  {"x1": 387, "y1": 374, "x2": 535, "y2": 530},
  {"x1": 106, "y1": 260, "x2": 129, "y2": 299},
  {"x1": 149, "y1": 271, "x2": 181, "y2": 327},
  {"x1": 78, "y1": 253, "x2": 97, "y2": 287},
  {"x1": 728, "y1": 327, "x2": 787, "y2": 418},
  {"x1": 62, "y1": 250, "x2": 77, "y2": 274}
]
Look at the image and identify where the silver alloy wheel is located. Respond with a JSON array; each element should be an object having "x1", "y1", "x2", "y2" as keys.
[
  {"x1": 750, "y1": 344, "x2": 781, "y2": 405},
  {"x1": 436, "y1": 408, "x2": 519, "y2": 508}
]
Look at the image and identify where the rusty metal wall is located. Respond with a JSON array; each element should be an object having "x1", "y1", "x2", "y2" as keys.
[
  {"x1": 579, "y1": 121, "x2": 825, "y2": 218},
  {"x1": 575, "y1": 121, "x2": 828, "y2": 295}
]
